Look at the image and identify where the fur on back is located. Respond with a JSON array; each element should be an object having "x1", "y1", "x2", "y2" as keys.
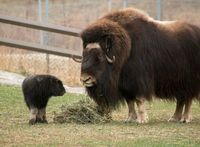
[{"x1": 22, "y1": 75, "x2": 65, "y2": 109}]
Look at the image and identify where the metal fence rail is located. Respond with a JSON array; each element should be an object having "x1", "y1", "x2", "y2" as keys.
[
  {"x1": 0, "y1": 37, "x2": 82, "y2": 58},
  {"x1": 0, "y1": 15, "x2": 82, "y2": 58}
]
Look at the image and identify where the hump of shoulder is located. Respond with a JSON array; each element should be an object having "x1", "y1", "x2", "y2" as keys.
[
  {"x1": 102, "y1": 8, "x2": 149, "y2": 25},
  {"x1": 163, "y1": 21, "x2": 196, "y2": 34}
]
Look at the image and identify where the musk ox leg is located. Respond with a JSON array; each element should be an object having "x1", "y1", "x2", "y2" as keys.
[
  {"x1": 29, "y1": 107, "x2": 38, "y2": 125},
  {"x1": 37, "y1": 108, "x2": 48, "y2": 123},
  {"x1": 136, "y1": 98, "x2": 148, "y2": 123},
  {"x1": 181, "y1": 99, "x2": 192, "y2": 123},
  {"x1": 168, "y1": 99, "x2": 184, "y2": 122},
  {"x1": 125, "y1": 100, "x2": 137, "y2": 123}
]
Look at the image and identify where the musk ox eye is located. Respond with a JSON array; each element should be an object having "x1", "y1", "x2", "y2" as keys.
[{"x1": 57, "y1": 80, "x2": 62, "y2": 85}]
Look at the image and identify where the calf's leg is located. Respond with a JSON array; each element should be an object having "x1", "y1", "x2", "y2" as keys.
[
  {"x1": 29, "y1": 107, "x2": 38, "y2": 125},
  {"x1": 37, "y1": 108, "x2": 48, "y2": 123}
]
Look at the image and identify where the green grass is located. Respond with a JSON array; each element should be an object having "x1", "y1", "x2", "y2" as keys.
[{"x1": 1, "y1": 84, "x2": 200, "y2": 147}]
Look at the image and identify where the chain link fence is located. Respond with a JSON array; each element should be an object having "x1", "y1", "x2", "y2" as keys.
[{"x1": 0, "y1": 0, "x2": 199, "y2": 86}]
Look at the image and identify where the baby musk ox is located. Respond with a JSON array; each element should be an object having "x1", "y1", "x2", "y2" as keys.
[
  {"x1": 22, "y1": 75, "x2": 66, "y2": 125},
  {"x1": 80, "y1": 8, "x2": 200, "y2": 123}
]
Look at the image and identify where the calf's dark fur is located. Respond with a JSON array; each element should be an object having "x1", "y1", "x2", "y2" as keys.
[{"x1": 22, "y1": 75, "x2": 65, "y2": 124}]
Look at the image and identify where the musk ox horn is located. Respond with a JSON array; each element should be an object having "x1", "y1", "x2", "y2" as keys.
[
  {"x1": 72, "y1": 56, "x2": 83, "y2": 63},
  {"x1": 104, "y1": 37, "x2": 115, "y2": 63},
  {"x1": 105, "y1": 54, "x2": 115, "y2": 63}
]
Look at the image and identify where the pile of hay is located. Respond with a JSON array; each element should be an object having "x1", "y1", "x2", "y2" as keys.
[{"x1": 53, "y1": 99, "x2": 112, "y2": 124}]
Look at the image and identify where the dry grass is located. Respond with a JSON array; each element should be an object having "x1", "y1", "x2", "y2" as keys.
[{"x1": 53, "y1": 99, "x2": 111, "y2": 124}]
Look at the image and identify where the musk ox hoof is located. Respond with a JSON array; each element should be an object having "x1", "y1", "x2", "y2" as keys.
[
  {"x1": 125, "y1": 115, "x2": 137, "y2": 123},
  {"x1": 125, "y1": 119, "x2": 137, "y2": 123},
  {"x1": 180, "y1": 116, "x2": 192, "y2": 123},
  {"x1": 136, "y1": 116, "x2": 149, "y2": 124},
  {"x1": 41, "y1": 120, "x2": 48, "y2": 124},
  {"x1": 180, "y1": 119, "x2": 190, "y2": 123},
  {"x1": 29, "y1": 119, "x2": 37, "y2": 125},
  {"x1": 136, "y1": 119, "x2": 147, "y2": 124},
  {"x1": 168, "y1": 116, "x2": 181, "y2": 122},
  {"x1": 37, "y1": 118, "x2": 48, "y2": 124}
]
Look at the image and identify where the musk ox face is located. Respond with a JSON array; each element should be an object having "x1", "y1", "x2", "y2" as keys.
[
  {"x1": 80, "y1": 20, "x2": 131, "y2": 88},
  {"x1": 80, "y1": 19, "x2": 131, "y2": 108},
  {"x1": 80, "y1": 42, "x2": 110, "y2": 87},
  {"x1": 51, "y1": 78, "x2": 66, "y2": 96}
]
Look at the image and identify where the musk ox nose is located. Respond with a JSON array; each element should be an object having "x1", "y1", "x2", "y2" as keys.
[
  {"x1": 80, "y1": 74, "x2": 96, "y2": 87},
  {"x1": 61, "y1": 88, "x2": 66, "y2": 95},
  {"x1": 80, "y1": 74, "x2": 92, "y2": 82}
]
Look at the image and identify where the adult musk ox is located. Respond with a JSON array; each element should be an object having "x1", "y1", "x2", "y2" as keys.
[
  {"x1": 80, "y1": 8, "x2": 200, "y2": 123},
  {"x1": 22, "y1": 75, "x2": 66, "y2": 124}
]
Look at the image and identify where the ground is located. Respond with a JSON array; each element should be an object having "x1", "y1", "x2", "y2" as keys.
[{"x1": 1, "y1": 84, "x2": 200, "y2": 147}]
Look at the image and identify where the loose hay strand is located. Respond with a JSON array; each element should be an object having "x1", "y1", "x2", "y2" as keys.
[{"x1": 53, "y1": 99, "x2": 111, "y2": 124}]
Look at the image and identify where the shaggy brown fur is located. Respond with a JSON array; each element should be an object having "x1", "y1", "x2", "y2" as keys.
[{"x1": 80, "y1": 8, "x2": 200, "y2": 122}]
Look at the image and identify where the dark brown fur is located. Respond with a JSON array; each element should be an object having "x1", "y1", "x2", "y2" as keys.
[{"x1": 81, "y1": 8, "x2": 200, "y2": 111}]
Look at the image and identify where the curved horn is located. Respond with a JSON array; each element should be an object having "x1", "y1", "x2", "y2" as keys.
[
  {"x1": 104, "y1": 36, "x2": 115, "y2": 63},
  {"x1": 72, "y1": 56, "x2": 83, "y2": 63},
  {"x1": 105, "y1": 54, "x2": 115, "y2": 63}
]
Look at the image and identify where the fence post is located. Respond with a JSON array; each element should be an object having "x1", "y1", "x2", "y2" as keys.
[
  {"x1": 38, "y1": 0, "x2": 49, "y2": 73},
  {"x1": 38, "y1": 0, "x2": 43, "y2": 43},
  {"x1": 156, "y1": 0, "x2": 162, "y2": 20},
  {"x1": 108, "y1": 0, "x2": 112, "y2": 12},
  {"x1": 123, "y1": 0, "x2": 127, "y2": 8},
  {"x1": 45, "y1": 0, "x2": 49, "y2": 74}
]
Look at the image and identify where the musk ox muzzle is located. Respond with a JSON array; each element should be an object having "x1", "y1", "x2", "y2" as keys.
[{"x1": 80, "y1": 73, "x2": 97, "y2": 87}]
